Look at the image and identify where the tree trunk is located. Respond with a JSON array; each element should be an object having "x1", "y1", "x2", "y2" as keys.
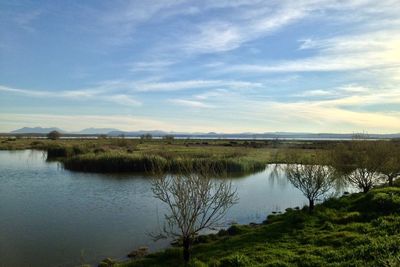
[
  {"x1": 388, "y1": 176, "x2": 394, "y2": 187},
  {"x1": 183, "y1": 237, "x2": 191, "y2": 264},
  {"x1": 308, "y1": 199, "x2": 314, "y2": 213},
  {"x1": 362, "y1": 186, "x2": 370, "y2": 193}
]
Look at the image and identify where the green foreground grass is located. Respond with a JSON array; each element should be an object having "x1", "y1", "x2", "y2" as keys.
[{"x1": 117, "y1": 187, "x2": 400, "y2": 267}]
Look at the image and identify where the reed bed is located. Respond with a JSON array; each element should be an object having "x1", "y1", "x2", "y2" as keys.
[{"x1": 62, "y1": 151, "x2": 266, "y2": 174}]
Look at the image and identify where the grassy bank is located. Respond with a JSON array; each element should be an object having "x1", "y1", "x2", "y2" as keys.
[
  {"x1": 0, "y1": 138, "x2": 324, "y2": 174},
  {"x1": 62, "y1": 152, "x2": 267, "y2": 174},
  {"x1": 116, "y1": 187, "x2": 400, "y2": 267}
]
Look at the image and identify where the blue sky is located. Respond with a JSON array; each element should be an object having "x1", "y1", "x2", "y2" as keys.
[{"x1": 1, "y1": 0, "x2": 400, "y2": 133}]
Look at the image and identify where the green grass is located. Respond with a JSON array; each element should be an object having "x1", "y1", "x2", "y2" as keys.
[
  {"x1": 0, "y1": 138, "x2": 323, "y2": 174},
  {"x1": 117, "y1": 187, "x2": 400, "y2": 267},
  {"x1": 62, "y1": 151, "x2": 267, "y2": 174}
]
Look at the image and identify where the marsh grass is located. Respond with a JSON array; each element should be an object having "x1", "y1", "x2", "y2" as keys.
[
  {"x1": 1, "y1": 138, "x2": 327, "y2": 174},
  {"x1": 62, "y1": 151, "x2": 266, "y2": 174}
]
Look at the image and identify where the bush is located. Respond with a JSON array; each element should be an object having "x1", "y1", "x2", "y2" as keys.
[
  {"x1": 264, "y1": 261, "x2": 290, "y2": 267},
  {"x1": 47, "y1": 130, "x2": 61, "y2": 140},
  {"x1": 30, "y1": 141, "x2": 44, "y2": 147},
  {"x1": 372, "y1": 216, "x2": 400, "y2": 235},
  {"x1": 295, "y1": 254, "x2": 326, "y2": 267},
  {"x1": 219, "y1": 253, "x2": 251, "y2": 267},
  {"x1": 320, "y1": 221, "x2": 335, "y2": 231},
  {"x1": 227, "y1": 224, "x2": 246, "y2": 236},
  {"x1": 284, "y1": 210, "x2": 308, "y2": 228},
  {"x1": 189, "y1": 258, "x2": 207, "y2": 267}
]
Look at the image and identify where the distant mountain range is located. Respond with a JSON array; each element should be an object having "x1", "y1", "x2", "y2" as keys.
[
  {"x1": 10, "y1": 127, "x2": 118, "y2": 135},
  {"x1": 11, "y1": 127, "x2": 66, "y2": 134},
  {"x1": 7, "y1": 127, "x2": 400, "y2": 139},
  {"x1": 74, "y1": 128, "x2": 120, "y2": 134}
]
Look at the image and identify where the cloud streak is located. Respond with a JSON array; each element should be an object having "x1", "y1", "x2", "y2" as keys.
[
  {"x1": 223, "y1": 31, "x2": 400, "y2": 73},
  {"x1": 0, "y1": 85, "x2": 141, "y2": 107},
  {"x1": 169, "y1": 99, "x2": 214, "y2": 109}
]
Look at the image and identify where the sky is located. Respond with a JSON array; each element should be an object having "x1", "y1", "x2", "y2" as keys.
[{"x1": 1, "y1": 0, "x2": 400, "y2": 133}]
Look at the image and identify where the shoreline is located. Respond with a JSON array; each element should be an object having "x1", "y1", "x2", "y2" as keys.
[{"x1": 112, "y1": 186, "x2": 400, "y2": 266}]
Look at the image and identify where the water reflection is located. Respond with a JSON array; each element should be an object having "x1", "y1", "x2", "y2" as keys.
[{"x1": 0, "y1": 150, "x2": 331, "y2": 267}]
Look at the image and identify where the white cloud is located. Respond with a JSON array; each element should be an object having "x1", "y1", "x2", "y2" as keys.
[
  {"x1": 194, "y1": 89, "x2": 230, "y2": 100},
  {"x1": 338, "y1": 85, "x2": 371, "y2": 93},
  {"x1": 297, "y1": 89, "x2": 334, "y2": 97},
  {"x1": 109, "y1": 94, "x2": 142, "y2": 106},
  {"x1": 169, "y1": 99, "x2": 214, "y2": 108},
  {"x1": 0, "y1": 85, "x2": 51, "y2": 97},
  {"x1": 0, "y1": 85, "x2": 142, "y2": 107},
  {"x1": 180, "y1": 6, "x2": 305, "y2": 54},
  {"x1": 223, "y1": 30, "x2": 400, "y2": 73},
  {"x1": 129, "y1": 60, "x2": 176, "y2": 72},
  {"x1": 13, "y1": 9, "x2": 42, "y2": 32},
  {"x1": 296, "y1": 85, "x2": 372, "y2": 99},
  {"x1": 172, "y1": 0, "x2": 400, "y2": 55},
  {"x1": 134, "y1": 79, "x2": 262, "y2": 92}
]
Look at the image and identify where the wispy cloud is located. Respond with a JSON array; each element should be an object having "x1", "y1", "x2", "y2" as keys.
[
  {"x1": 0, "y1": 85, "x2": 141, "y2": 106},
  {"x1": 134, "y1": 79, "x2": 262, "y2": 92},
  {"x1": 296, "y1": 85, "x2": 372, "y2": 99},
  {"x1": 222, "y1": 30, "x2": 400, "y2": 73},
  {"x1": 129, "y1": 60, "x2": 176, "y2": 72},
  {"x1": 296, "y1": 89, "x2": 334, "y2": 97},
  {"x1": 179, "y1": 6, "x2": 305, "y2": 54},
  {"x1": 109, "y1": 94, "x2": 141, "y2": 106},
  {"x1": 169, "y1": 99, "x2": 214, "y2": 109},
  {"x1": 168, "y1": 0, "x2": 400, "y2": 55},
  {"x1": 194, "y1": 89, "x2": 230, "y2": 100},
  {"x1": 91, "y1": 79, "x2": 263, "y2": 92}
]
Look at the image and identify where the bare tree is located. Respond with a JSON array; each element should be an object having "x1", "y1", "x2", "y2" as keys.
[
  {"x1": 331, "y1": 141, "x2": 384, "y2": 192},
  {"x1": 151, "y1": 167, "x2": 238, "y2": 263},
  {"x1": 285, "y1": 164, "x2": 336, "y2": 212},
  {"x1": 376, "y1": 141, "x2": 400, "y2": 186}
]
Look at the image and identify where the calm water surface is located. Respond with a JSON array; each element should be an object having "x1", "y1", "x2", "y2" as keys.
[{"x1": 0, "y1": 150, "x2": 307, "y2": 267}]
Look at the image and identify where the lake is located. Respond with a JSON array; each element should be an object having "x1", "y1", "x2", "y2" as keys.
[{"x1": 0, "y1": 150, "x2": 309, "y2": 267}]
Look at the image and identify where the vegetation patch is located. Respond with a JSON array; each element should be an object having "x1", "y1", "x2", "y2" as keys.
[
  {"x1": 117, "y1": 187, "x2": 400, "y2": 267},
  {"x1": 61, "y1": 151, "x2": 266, "y2": 174}
]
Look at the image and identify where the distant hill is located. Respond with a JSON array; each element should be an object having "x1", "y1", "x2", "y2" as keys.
[
  {"x1": 74, "y1": 128, "x2": 120, "y2": 135},
  {"x1": 108, "y1": 130, "x2": 168, "y2": 137},
  {"x1": 8, "y1": 127, "x2": 400, "y2": 139},
  {"x1": 11, "y1": 127, "x2": 66, "y2": 134}
]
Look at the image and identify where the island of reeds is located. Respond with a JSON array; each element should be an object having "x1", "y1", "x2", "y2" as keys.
[
  {"x1": 0, "y1": 136, "x2": 350, "y2": 175},
  {"x1": 2, "y1": 137, "x2": 399, "y2": 173}
]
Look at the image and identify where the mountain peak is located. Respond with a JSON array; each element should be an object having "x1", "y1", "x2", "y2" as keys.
[{"x1": 11, "y1": 127, "x2": 66, "y2": 134}]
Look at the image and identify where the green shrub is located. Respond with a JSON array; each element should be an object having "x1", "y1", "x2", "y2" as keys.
[
  {"x1": 295, "y1": 254, "x2": 326, "y2": 267},
  {"x1": 264, "y1": 260, "x2": 290, "y2": 267},
  {"x1": 219, "y1": 253, "x2": 251, "y2": 267},
  {"x1": 284, "y1": 210, "x2": 308, "y2": 228},
  {"x1": 320, "y1": 221, "x2": 335, "y2": 231},
  {"x1": 189, "y1": 258, "x2": 208, "y2": 267},
  {"x1": 227, "y1": 224, "x2": 246, "y2": 236},
  {"x1": 372, "y1": 216, "x2": 400, "y2": 235}
]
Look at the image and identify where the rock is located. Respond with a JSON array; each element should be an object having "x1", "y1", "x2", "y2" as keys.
[
  {"x1": 98, "y1": 258, "x2": 115, "y2": 267},
  {"x1": 127, "y1": 246, "x2": 149, "y2": 258}
]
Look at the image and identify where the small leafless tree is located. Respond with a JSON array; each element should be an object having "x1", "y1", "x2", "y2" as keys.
[
  {"x1": 331, "y1": 141, "x2": 384, "y2": 192},
  {"x1": 376, "y1": 141, "x2": 400, "y2": 186},
  {"x1": 151, "y1": 167, "x2": 238, "y2": 263},
  {"x1": 285, "y1": 164, "x2": 336, "y2": 212}
]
